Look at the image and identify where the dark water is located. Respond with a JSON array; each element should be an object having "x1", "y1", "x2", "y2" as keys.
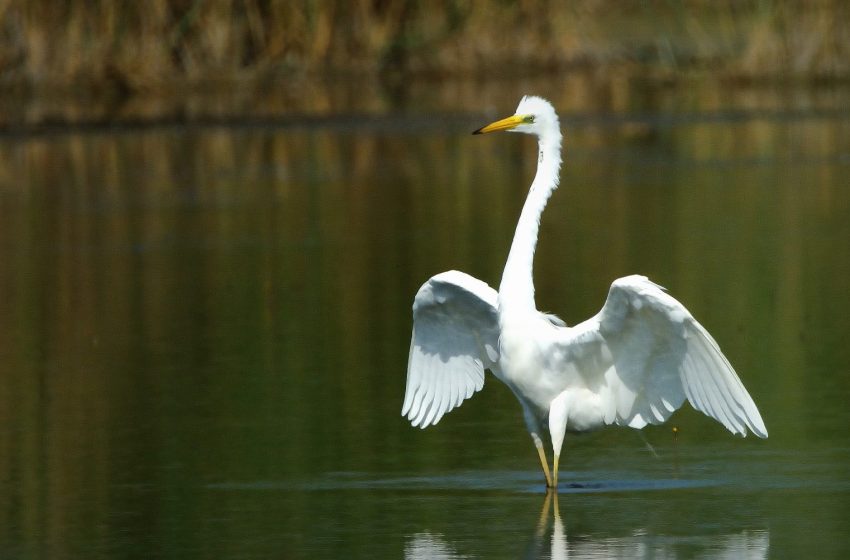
[{"x1": 1, "y1": 79, "x2": 849, "y2": 558}]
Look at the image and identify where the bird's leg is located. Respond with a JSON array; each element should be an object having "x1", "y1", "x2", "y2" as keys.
[
  {"x1": 548, "y1": 392, "x2": 570, "y2": 491},
  {"x1": 534, "y1": 436, "x2": 554, "y2": 488},
  {"x1": 521, "y1": 403, "x2": 553, "y2": 488},
  {"x1": 552, "y1": 454, "x2": 560, "y2": 489}
]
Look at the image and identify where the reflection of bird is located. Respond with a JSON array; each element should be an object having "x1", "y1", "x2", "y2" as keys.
[
  {"x1": 536, "y1": 491, "x2": 769, "y2": 560},
  {"x1": 404, "y1": 495, "x2": 770, "y2": 560},
  {"x1": 404, "y1": 533, "x2": 462, "y2": 560},
  {"x1": 401, "y1": 96, "x2": 767, "y2": 489}
]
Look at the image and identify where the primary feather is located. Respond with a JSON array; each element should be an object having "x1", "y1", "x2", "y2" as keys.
[{"x1": 402, "y1": 271, "x2": 500, "y2": 428}]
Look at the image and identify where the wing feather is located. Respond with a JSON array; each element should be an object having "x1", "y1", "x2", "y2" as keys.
[
  {"x1": 565, "y1": 275, "x2": 767, "y2": 437},
  {"x1": 402, "y1": 271, "x2": 501, "y2": 428}
]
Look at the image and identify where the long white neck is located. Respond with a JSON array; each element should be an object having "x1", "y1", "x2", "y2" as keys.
[{"x1": 498, "y1": 127, "x2": 562, "y2": 315}]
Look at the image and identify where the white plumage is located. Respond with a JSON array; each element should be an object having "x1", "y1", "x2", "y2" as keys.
[
  {"x1": 401, "y1": 96, "x2": 767, "y2": 489},
  {"x1": 402, "y1": 271, "x2": 498, "y2": 428}
]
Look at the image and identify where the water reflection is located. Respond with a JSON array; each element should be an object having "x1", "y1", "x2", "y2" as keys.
[
  {"x1": 405, "y1": 493, "x2": 770, "y2": 560},
  {"x1": 406, "y1": 533, "x2": 465, "y2": 560},
  {"x1": 0, "y1": 82, "x2": 848, "y2": 557}
]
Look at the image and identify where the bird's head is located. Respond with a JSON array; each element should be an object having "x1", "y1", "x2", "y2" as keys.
[{"x1": 473, "y1": 95, "x2": 559, "y2": 138}]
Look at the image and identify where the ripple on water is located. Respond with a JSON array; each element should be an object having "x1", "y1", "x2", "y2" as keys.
[{"x1": 207, "y1": 470, "x2": 719, "y2": 494}]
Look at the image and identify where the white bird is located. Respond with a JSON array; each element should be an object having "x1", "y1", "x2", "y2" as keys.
[{"x1": 401, "y1": 95, "x2": 767, "y2": 489}]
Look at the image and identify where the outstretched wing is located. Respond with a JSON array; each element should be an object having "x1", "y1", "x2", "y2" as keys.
[
  {"x1": 563, "y1": 275, "x2": 767, "y2": 437},
  {"x1": 402, "y1": 271, "x2": 501, "y2": 428}
]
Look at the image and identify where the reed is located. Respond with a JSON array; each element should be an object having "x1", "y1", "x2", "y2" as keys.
[{"x1": 0, "y1": 0, "x2": 847, "y2": 93}]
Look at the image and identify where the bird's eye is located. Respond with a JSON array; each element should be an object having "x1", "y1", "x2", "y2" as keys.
[{"x1": 523, "y1": 115, "x2": 535, "y2": 124}]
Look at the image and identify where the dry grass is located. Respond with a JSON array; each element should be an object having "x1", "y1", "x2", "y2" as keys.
[
  {"x1": 734, "y1": 1, "x2": 850, "y2": 80},
  {"x1": 0, "y1": 0, "x2": 848, "y2": 93}
]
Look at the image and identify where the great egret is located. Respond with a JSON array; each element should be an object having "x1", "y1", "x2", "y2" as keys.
[{"x1": 401, "y1": 95, "x2": 767, "y2": 489}]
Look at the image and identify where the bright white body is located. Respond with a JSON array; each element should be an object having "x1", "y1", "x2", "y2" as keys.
[{"x1": 401, "y1": 96, "x2": 767, "y2": 489}]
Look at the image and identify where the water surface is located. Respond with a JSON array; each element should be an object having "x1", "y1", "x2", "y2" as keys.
[{"x1": 0, "y1": 79, "x2": 849, "y2": 558}]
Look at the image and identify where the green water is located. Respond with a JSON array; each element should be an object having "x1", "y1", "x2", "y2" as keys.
[{"x1": 0, "y1": 80, "x2": 849, "y2": 558}]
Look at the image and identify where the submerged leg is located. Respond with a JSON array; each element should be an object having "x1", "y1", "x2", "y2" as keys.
[
  {"x1": 550, "y1": 492, "x2": 566, "y2": 555},
  {"x1": 521, "y1": 403, "x2": 553, "y2": 488},
  {"x1": 536, "y1": 489, "x2": 553, "y2": 538}
]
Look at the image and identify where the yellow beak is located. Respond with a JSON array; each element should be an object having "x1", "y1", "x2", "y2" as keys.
[{"x1": 473, "y1": 114, "x2": 526, "y2": 135}]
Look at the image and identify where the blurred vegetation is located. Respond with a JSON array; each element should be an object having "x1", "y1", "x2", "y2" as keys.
[{"x1": 1, "y1": 0, "x2": 849, "y2": 95}]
